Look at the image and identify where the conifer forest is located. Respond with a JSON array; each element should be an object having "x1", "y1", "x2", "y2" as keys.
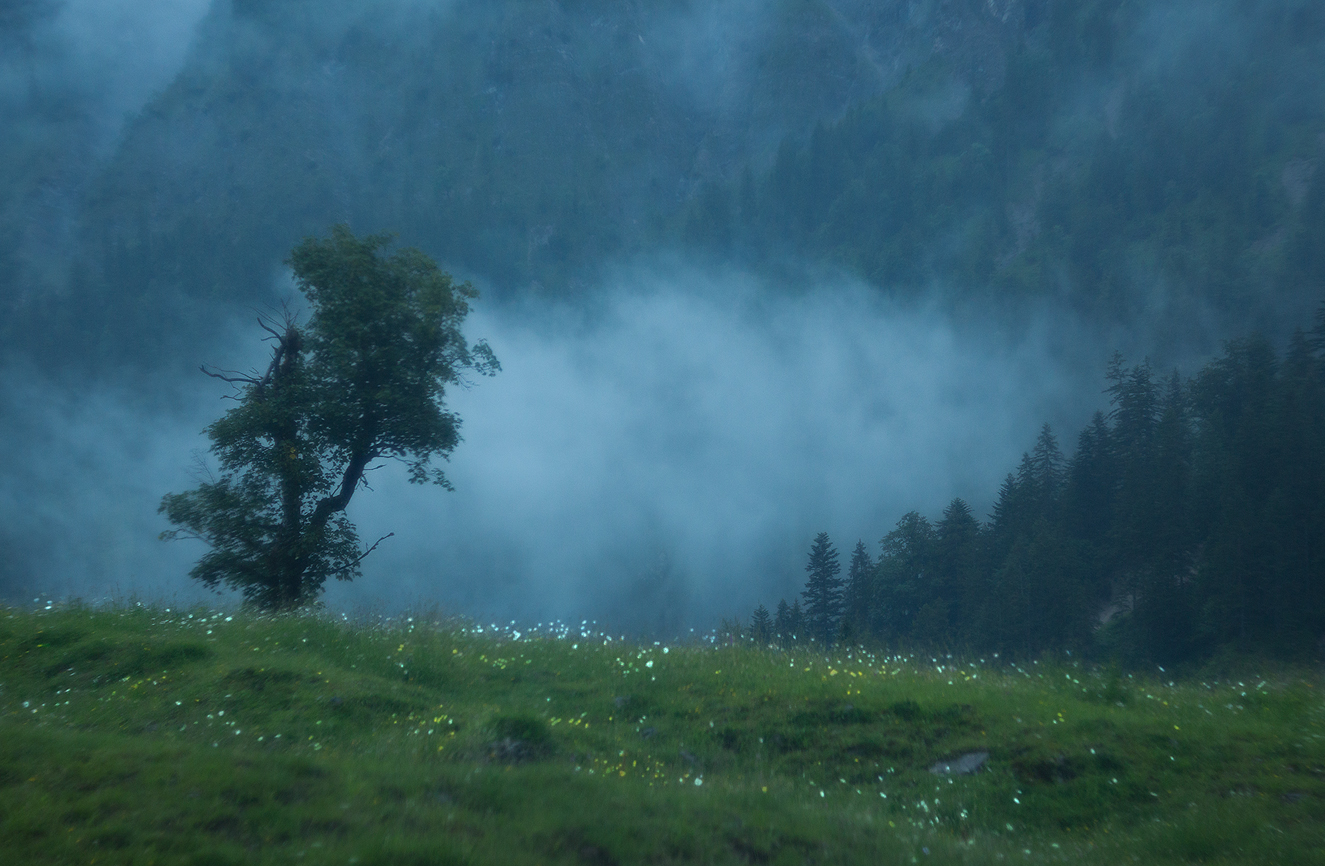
[{"x1": 760, "y1": 319, "x2": 1325, "y2": 665}]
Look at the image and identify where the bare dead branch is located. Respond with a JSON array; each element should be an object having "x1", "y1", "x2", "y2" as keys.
[
  {"x1": 339, "y1": 532, "x2": 394, "y2": 574},
  {"x1": 200, "y1": 364, "x2": 262, "y2": 385},
  {"x1": 256, "y1": 301, "x2": 300, "y2": 339},
  {"x1": 186, "y1": 450, "x2": 217, "y2": 485},
  {"x1": 257, "y1": 317, "x2": 283, "y2": 340}
]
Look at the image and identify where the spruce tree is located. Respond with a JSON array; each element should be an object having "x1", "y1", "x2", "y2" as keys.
[
  {"x1": 986, "y1": 471, "x2": 1025, "y2": 565},
  {"x1": 774, "y1": 599, "x2": 792, "y2": 641},
  {"x1": 1026, "y1": 424, "x2": 1066, "y2": 508},
  {"x1": 1063, "y1": 411, "x2": 1117, "y2": 579},
  {"x1": 1190, "y1": 337, "x2": 1279, "y2": 647},
  {"x1": 875, "y1": 512, "x2": 935, "y2": 643},
  {"x1": 774, "y1": 598, "x2": 804, "y2": 645},
  {"x1": 982, "y1": 423, "x2": 1092, "y2": 656},
  {"x1": 749, "y1": 604, "x2": 774, "y2": 644},
  {"x1": 934, "y1": 498, "x2": 981, "y2": 639},
  {"x1": 1107, "y1": 355, "x2": 1161, "y2": 615},
  {"x1": 1137, "y1": 370, "x2": 1195, "y2": 662},
  {"x1": 802, "y1": 531, "x2": 843, "y2": 645},
  {"x1": 840, "y1": 540, "x2": 874, "y2": 643}
]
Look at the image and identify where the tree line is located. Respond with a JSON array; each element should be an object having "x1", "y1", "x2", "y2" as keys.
[
  {"x1": 165, "y1": 226, "x2": 1324, "y2": 668},
  {"x1": 748, "y1": 305, "x2": 1325, "y2": 666}
]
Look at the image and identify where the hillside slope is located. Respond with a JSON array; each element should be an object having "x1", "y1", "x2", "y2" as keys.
[
  {"x1": 2, "y1": 602, "x2": 1323, "y2": 864},
  {"x1": 10, "y1": 1, "x2": 1324, "y2": 372}
]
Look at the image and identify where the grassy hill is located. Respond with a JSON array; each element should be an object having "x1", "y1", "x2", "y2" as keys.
[{"x1": 2, "y1": 601, "x2": 1323, "y2": 864}]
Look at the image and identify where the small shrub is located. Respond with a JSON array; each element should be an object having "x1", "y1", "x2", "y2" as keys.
[{"x1": 487, "y1": 714, "x2": 553, "y2": 762}]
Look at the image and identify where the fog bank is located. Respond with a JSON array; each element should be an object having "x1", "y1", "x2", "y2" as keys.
[{"x1": 1, "y1": 269, "x2": 1104, "y2": 632}]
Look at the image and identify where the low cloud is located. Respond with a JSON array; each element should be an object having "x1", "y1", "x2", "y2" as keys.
[
  {"x1": 1, "y1": 268, "x2": 1104, "y2": 633},
  {"x1": 3, "y1": 0, "x2": 211, "y2": 142},
  {"x1": 326, "y1": 270, "x2": 1101, "y2": 632}
]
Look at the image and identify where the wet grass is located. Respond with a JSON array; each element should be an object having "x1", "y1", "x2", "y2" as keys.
[{"x1": 2, "y1": 601, "x2": 1323, "y2": 864}]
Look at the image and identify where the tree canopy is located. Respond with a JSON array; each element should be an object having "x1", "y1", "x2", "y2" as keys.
[{"x1": 160, "y1": 225, "x2": 499, "y2": 608}]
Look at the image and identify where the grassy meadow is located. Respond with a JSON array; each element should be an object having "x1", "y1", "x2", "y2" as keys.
[{"x1": 1, "y1": 602, "x2": 1323, "y2": 865}]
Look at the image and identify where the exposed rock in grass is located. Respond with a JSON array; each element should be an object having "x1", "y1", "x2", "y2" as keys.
[{"x1": 929, "y1": 751, "x2": 989, "y2": 775}]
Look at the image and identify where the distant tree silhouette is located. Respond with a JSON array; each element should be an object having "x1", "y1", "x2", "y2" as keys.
[
  {"x1": 840, "y1": 540, "x2": 873, "y2": 644},
  {"x1": 933, "y1": 498, "x2": 981, "y2": 641},
  {"x1": 875, "y1": 512, "x2": 935, "y2": 644},
  {"x1": 802, "y1": 532, "x2": 843, "y2": 645},
  {"x1": 774, "y1": 598, "x2": 803, "y2": 646},
  {"x1": 749, "y1": 604, "x2": 773, "y2": 644}
]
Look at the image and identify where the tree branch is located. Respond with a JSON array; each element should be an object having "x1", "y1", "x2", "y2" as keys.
[
  {"x1": 339, "y1": 532, "x2": 394, "y2": 574},
  {"x1": 257, "y1": 317, "x2": 284, "y2": 340},
  {"x1": 309, "y1": 449, "x2": 375, "y2": 531},
  {"x1": 200, "y1": 365, "x2": 262, "y2": 385}
]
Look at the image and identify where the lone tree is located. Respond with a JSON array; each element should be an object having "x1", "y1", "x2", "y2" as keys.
[
  {"x1": 160, "y1": 225, "x2": 499, "y2": 609},
  {"x1": 801, "y1": 532, "x2": 843, "y2": 644}
]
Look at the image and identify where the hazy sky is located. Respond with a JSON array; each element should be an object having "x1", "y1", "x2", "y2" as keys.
[
  {"x1": 5, "y1": 267, "x2": 1104, "y2": 633},
  {"x1": 327, "y1": 272, "x2": 1103, "y2": 632}
]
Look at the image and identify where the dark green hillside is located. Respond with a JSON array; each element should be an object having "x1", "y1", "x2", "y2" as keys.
[
  {"x1": 4, "y1": 0, "x2": 933, "y2": 371},
  {"x1": 700, "y1": 0, "x2": 1325, "y2": 349},
  {"x1": 14, "y1": 1, "x2": 1325, "y2": 371},
  {"x1": 3, "y1": 602, "x2": 1324, "y2": 864}
]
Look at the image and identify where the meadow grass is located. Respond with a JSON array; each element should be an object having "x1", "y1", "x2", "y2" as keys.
[{"x1": 1, "y1": 601, "x2": 1323, "y2": 865}]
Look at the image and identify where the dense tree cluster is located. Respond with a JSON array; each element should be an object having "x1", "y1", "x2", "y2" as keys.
[{"x1": 757, "y1": 306, "x2": 1325, "y2": 666}]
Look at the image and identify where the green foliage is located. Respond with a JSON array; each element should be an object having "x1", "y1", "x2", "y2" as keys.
[
  {"x1": 801, "y1": 532, "x2": 843, "y2": 645},
  {"x1": 874, "y1": 512, "x2": 937, "y2": 644},
  {"x1": 3, "y1": 602, "x2": 1324, "y2": 864},
  {"x1": 160, "y1": 226, "x2": 498, "y2": 609},
  {"x1": 840, "y1": 540, "x2": 875, "y2": 644},
  {"x1": 748, "y1": 604, "x2": 773, "y2": 645},
  {"x1": 290, "y1": 227, "x2": 500, "y2": 486}
]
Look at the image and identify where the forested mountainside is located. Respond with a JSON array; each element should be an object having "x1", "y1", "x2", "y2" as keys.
[
  {"x1": 687, "y1": 0, "x2": 1325, "y2": 353},
  {"x1": 761, "y1": 303, "x2": 1325, "y2": 666},
  {"x1": 5, "y1": 0, "x2": 1325, "y2": 374},
  {"x1": 2, "y1": 0, "x2": 930, "y2": 370}
]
